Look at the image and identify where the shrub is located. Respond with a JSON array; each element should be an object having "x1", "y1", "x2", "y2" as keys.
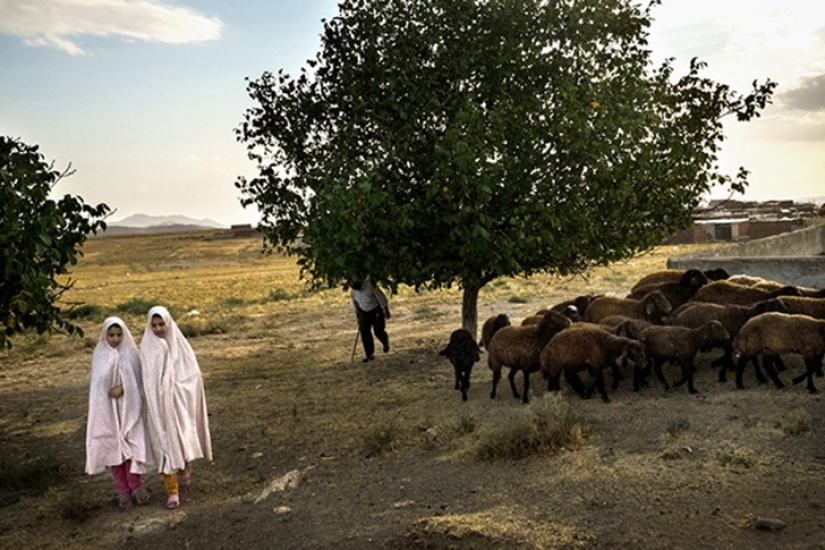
[
  {"x1": 64, "y1": 303, "x2": 103, "y2": 321},
  {"x1": 266, "y1": 288, "x2": 292, "y2": 302},
  {"x1": 475, "y1": 394, "x2": 584, "y2": 460},
  {"x1": 115, "y1": 297, "x2": 159, "y2": 316},
  {"x1": 0, "y1": 456, "x2": 63, "y2": 496},
  {"x1": 781, "y1": 408, "x2": 813, "y2": 436},
  {"x1": 667, "y1": 418, "x2": 691, "y2": 438},
  {"x1": 362, "y1": 421, "x2": 399, "y2": 458}
]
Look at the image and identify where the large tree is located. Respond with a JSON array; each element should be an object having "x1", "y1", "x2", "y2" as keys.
[
  {"x1": 236, "y1": 0, "x2": 774, "y2": 338},
  {"x1": 1, "y1": 135, "x2": 110, "y2": 348}
]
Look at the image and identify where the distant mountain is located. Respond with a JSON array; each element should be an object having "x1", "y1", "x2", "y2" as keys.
[{"x1": 108, "y1": 214, "x2": 226, "y2": 229}]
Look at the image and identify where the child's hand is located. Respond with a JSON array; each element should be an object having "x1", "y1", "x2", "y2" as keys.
[{"x1": 108, "y1": 385, "x2": 124, "y2": 398}]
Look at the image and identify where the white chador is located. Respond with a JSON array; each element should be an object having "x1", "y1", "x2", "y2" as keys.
[
  {"x1": 140, "y1": 306, "x2": 212, "y2": 474},
  {"x1": 85, "y1": 317, "x2": 151, "y2": 475}
]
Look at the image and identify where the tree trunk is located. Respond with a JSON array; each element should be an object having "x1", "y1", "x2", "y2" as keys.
[{"x1": 461, "y1": 285, "x2": 480, "y2": 342}]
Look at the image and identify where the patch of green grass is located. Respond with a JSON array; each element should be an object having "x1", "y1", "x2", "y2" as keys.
[
  {"x1": 717, "y1": 446, "x2": 757, "y2": 469},
  {"x1": 412, "y1": 305, "x2": 447, "y2": 321},
  {"x1": 455, "y1": 415, "x2": 477, "y2": 436},
  {"x1": 266, "y1": 288, "x2": 293, "y2": 302},
  {"x1": 221, "y1": 296, "x2": 248, "y2": 308},
  {"x1": 475, "y1": 394, "x2": 585, "y2": 460},
  {"x1": 0, "y1": 456, "x2": 63, "y2": 496},
  {"x1": 64, "y1": 303, "x2": 104, "y2": 321},
  {"x1": 781, "y1": 408, "x2": 813, "y2": 436},
  {"x1": 667, "y1": 417, "x2": 691, "y2": 438},
  {"x1": 58, "y1": 489, "x2": 101, "y2": 523},
  {"x1": 362, "y1": 421, "x2": 399, "y2": 458},
  {"x1": 507, "y1": 296, "x2": 528, "y2": 304},
  {"x1": 115, "y1": 297, "x2": 161, "y2": 316},
  {"x1": 177, "y1": 316, "x2": 233, "y2": 337}
]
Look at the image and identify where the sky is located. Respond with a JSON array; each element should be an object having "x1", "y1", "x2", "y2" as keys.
[{"x1": 1, "y1": 1, "x2": 824, "y2": 227}]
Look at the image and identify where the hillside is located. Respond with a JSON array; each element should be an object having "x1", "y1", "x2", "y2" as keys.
[{"x1": 0, "y1": 232, "x2": 823, "y2": 549}]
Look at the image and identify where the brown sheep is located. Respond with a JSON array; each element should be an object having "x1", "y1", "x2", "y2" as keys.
[
  {"x1": 487, "y1": 311, "x2": 571, "y2": 404},
  {"x1": 568, "y1": 318, "x2": 647, "y2": 391},
  {"x1": 690, "y1": 280, "x2": 801, "y2": 306},
  {"x1": 479, "y1": 313, "x2": 511, "y2": 349},
  {"x1": 733, "y1": 312, "x2": 825, "y2": 393},
  {"x1": 584, "y1": 290, "x2": 672, "y2": 325},
  {"x1": 669, "y1": 298, "x2": 789, "y2": 381},
  {"x1": 521, "y1": 304, "x2": 582, "y2": 326},
  {"x1": 626, "y1": 269, "x2": 709, "y2": 310},
  {"x1": 631, "y1": 268, "x2": 729, "y2": 291},
  {"x1": 541, "y1": 326, "x2": 646, "y2": 403},
  {"x1": 642, "y1": 321, "x2": 730, "y2": 394}
]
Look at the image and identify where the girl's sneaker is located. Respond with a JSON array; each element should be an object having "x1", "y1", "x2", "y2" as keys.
[{"x1": 118, "y1": 493, "x2": 133, "y2": 508}]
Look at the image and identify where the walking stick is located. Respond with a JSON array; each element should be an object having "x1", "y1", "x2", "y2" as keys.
[{"x1": 350, "y1": 326, "x2": 360, "y2": 362}]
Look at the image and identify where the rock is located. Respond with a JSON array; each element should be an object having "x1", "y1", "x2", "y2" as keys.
[{"x1": 755, "y1": 517, "x2": 786, "y2": 531}]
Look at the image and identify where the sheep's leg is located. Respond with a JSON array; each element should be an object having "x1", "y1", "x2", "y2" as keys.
[
  {"x1": 753, "y1": 356, "x2": 768, "y2": 384},
  {"x1": 735, "y1": 356, "x2": 750, "y2": 389},
  {"x1": 814, "y1": 353, "x2": 824, "y2": 377},
  {"x1": 684, "y1": 361, "x2": 698, "y2": 394},
  {"x1": 507, "y1": 368, "x2": 521, "y2": 400},
  {"x1": 594, "y1": 370, "x2": 610, "y2": 403},
  {"x1": 762, "y1": 356, "x2": 785, "y2": 389},
  {"x1": 490, "y1": 368, "x2": 501, "y2": 399},
  {"x1": 454, "y1": 367, "x2": 461, "y2": 391},
  {"x1": 547, "y1": 372, "x2": 561, "y2": 392},
  {"x1": 773, "y1": 355, "x2": 787, "y2": 372},
  {"x1": 793, "y1": 356, "x2": 819, "y2": 394},
  {"x1": 714, "y1": 342, "x2": 734, "y2": 382},
  {"x1": 563, "y1": 370, "x2": 588, "y2": 399},
  {"x1": 652, "y1": 358, "x2": 670, "y2": 391},
  {"x1": 610, "y1": 361, "x2": 623, "y2": 391},
  {"x1": 521, "y1": 370, "x2": 531, "y2": 405}
]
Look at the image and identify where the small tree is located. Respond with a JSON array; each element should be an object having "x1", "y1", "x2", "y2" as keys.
[
  {"x1": 236, "y1": 0, "x2": 775, "y2": 338},
  {"x1": 1, "y1": 136, "x2": 110, "y2": 348}
]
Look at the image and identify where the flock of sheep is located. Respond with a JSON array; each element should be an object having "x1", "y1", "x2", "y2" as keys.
[{"x1": 439, "y1": 268, "x2": 825, "y2": 404}]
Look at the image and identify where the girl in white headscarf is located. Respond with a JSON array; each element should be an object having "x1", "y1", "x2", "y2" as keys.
[
  {"x1": 139, "y1": 305, "x2": 212, "y2": 509},
  {"x1": 85, "y1": 317, "x2": 151, "y2": 507}
]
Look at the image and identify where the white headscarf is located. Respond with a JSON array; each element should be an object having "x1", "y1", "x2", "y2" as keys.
[
  {"x1": 139, "y1": 306, "x2": 212, "y2": 474},
  {"x1": 85, "y1": 316, "x2": 151, "y2": 475}
]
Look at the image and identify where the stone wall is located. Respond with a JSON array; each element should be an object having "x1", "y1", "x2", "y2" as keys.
[{"x1": 667, "y1": 220, "x2": 825, "y2": 288}]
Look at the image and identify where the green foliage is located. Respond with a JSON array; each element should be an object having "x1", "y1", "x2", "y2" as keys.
[
  {"x1": 1, "y1": 136, "x2": 110, "y2": 349},
  {"x1": 236, "y1": 0, "x2": 775, "y2": 334},
  {"x1": 0, "y1": 455, "x2": 63, "y2": 496},
  {"x1": 780, "y1": 408, "x2": 813, "y2": 436},
  {"x1": 475, "y1": 394, "x2": 584, "y2": 460},
  {"x1": 667, "y1": 417, "x2": 691, "y2": 438},
  {"x1": 362, "y1": 421, "x2": 399, "y2": 458}
]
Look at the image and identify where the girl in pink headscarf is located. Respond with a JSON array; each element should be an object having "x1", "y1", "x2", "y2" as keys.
[
  {"x1": 85, "y1": 317, "x2": 151, "y2": 507},
  {"x1": 139, "y1": 306, "x2": 212, "y2": 509}
]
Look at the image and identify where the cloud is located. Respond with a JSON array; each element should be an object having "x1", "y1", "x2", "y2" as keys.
[
  {"x1": 0, "y1": 0, "x2": 222, "y2": 55},
  {"x1": 781, "y1": 73, "x2": 825, "y2": 112}
]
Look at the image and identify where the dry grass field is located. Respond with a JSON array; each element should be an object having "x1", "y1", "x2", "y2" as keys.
[{"x1": 1, "y1": 230, "x2": 823, "y2": 549}]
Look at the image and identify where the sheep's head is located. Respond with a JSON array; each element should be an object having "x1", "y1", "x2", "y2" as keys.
[
  {"x1": 681, "y1": 269, "x2": 709, "y2": 290},
  {"x1": 643, "y1": 291, "x2": 672, "y2": 324},
  {"x1": 536, "y1": 311, "x2": 571, "y2": 345},
  {"x1": 699, "y1": 320, "x2": 730, "y2": 348}
]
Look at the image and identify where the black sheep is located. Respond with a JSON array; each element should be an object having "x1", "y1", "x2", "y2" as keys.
[{"x1": 439, "y1": 329, "x2": 481, "y2": 401}]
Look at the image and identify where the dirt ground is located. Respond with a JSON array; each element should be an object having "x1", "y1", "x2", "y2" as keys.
[{"x1": 1, "y1": 239, "x2": 824, "y2": 549}]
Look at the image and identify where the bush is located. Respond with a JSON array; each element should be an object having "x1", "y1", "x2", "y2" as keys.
[
  {"x1": 0, "y1": 456, "x2": 63, "y2": 496},
  {"x1": 64, "y1": 303, "x2": 103, "y2": 321},
  {"x1": 115, "y1": 297, "x2": 160, "y2": 316},
  {"x1": 781, "y1": 408, "x2": 813, "y2": 436},
  {"x1": 475, "y1": 394, "x2": 584, "y2": 460},
  {"x1": 362, "y1": 421, "x2": 399, "y2": 458}
]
